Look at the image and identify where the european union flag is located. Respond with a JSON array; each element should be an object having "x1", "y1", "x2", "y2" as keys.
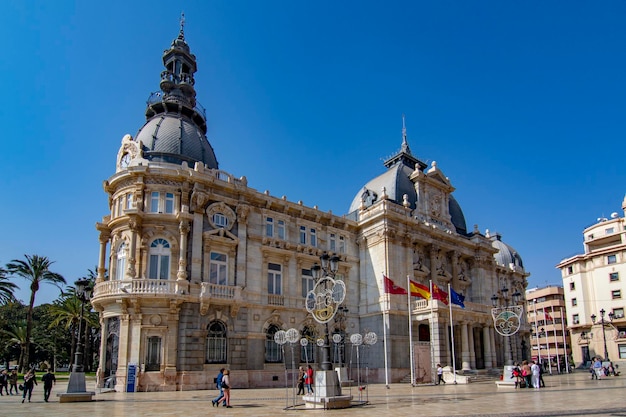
[{"x1": 450, "y1": 287, "x2": 465, "y2": 308}]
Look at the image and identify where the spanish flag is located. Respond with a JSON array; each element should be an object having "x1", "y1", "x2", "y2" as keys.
[{"x1": 409, "y1": 279, "x2": 431, "y2": 299}]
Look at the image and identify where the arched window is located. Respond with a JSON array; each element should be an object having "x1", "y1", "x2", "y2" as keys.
[
  {"x1": 265, "y1": 324, "x2": 283, "y2": 363},
  {"x1": 206, "y1": 321, "x2": 227, "y2": 363},
  {"x1": 115, "y1": 242, "x2": 126, "y2": 280},
  {"x1": 301, "y1": 326, "x2": 316, "y2": 363},
  {"x1": 148, "y1": 239, "x2": 170, "y2": 280}
]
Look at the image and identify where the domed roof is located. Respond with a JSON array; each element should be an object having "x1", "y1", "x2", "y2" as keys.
[
  {"x1": 490, "y1": 233, "x2": 524, "y2": 269},
  {"x1": 347, "y1": 121, "x2": 467, "y2": 235},
  {"x1": 136, "y1": 113, "x2": 218, "y2": 168}
]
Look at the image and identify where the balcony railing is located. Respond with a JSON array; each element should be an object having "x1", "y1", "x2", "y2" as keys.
[{"x1": 93, "y1": 279, "x2": 181, "y2": 298}]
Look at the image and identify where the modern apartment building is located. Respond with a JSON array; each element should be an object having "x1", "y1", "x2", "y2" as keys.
[
  {"x1": 526, "y1": 286, "x2": 571, "y2": 372},
  {"x1": 557, "y1": 196, "x2": 626, "y2": 368}
]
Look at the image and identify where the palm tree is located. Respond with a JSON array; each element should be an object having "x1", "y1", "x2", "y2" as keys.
[
  {"x1": 48, "y1": 296, "x2": 83, "y2": 366},
  {"x1": 6, "y1": 255, "x2": 65, "y2": 371},
  {"x1": 0, "y1": 267, "x2": 18, "y2": 304},
  {"x1": 2, "y1": 321, "x2": 28, "y2": 371}
]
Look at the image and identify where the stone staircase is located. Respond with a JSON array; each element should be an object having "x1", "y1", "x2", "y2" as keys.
[{"x1": 400, "y1": 369, "x2": 500, "y2": 384}]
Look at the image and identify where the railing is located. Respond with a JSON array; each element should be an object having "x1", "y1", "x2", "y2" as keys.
[
  {"x1": 268, "y1": 294, "x2": 285, "y2": 306},
  {"x1": 146, "y1": 91, "x2": 206, "y2": 120},
  {"x1": 200, "y1": 283, "x2": 238, "y2": 300},
  {"x1": 93, "y1": 279, "x2": 180, "y2": 297}
]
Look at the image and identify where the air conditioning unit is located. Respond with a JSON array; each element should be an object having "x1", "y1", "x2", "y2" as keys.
[
  {"x1": 619, "y1": 331, "x2": 626, "y2": 339},
  {"x1": 573, "y1": 319, "x2": 580, "y2": 324},
  {"x1": 614, "y1": 314, "x2": 624, "y2": 319}
]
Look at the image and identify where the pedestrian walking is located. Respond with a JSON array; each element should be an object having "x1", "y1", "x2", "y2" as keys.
[
  {"x1": 221, "y1": 369, "x2": 232, "y2": 408},
  {"x1": 211, "y1": 368, "x2": 225, "y2": 407},
  {"x1": 0, "y1": 369, "x2": 8, "y2": 395},
  {"x1": 297, "y1": 366, "x2": 305, "y2": 395},
  {"x1": 531, "y1": 361, "x2": 540, "y2": 390},
  {"x1": 41, "y1": 369, "x2": 56, "y2": 402},
  {"x1": 21, "y1": 370, "x2": 37, "y2": 403},
  {"x1": 9, "y1": 369, "x2": 18, "y2": 395},
  {"x1": 436, "y1": 364, "x2": 446, "y2": 385},
  {"x1": 305, "y1": 365, "x2": 314, "y2": 394}
]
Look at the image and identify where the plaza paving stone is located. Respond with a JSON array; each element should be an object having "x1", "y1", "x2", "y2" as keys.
[{"x1": 1, "y1": 371, "x2": 624, "y2": 417}]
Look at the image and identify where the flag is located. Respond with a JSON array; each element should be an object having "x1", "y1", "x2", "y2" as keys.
[
  {"x1": 384, "y1": 275, "x2": 407, "y2": 295},
  {"x1": 450, "y1": 287, "x2": 465, "y2": 308},
  {"x1": 544, "y1": 309, "x2": 553, "y2": 322},
  {"x1": 432, "y1": 283, "x2": 449, "y2": 305},
  {"x1": 409, "y1": 279, "x2": 431, "y2": 299}
]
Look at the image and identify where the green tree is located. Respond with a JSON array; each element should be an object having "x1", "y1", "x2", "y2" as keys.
[
  {"x1": 6, "y1": 255, "x2": 66, "y2": 371},
  {"x1": 0, "y1": 266, "x2": 18, "y2": 304},
  {"x1": 2, "y1": 321, "x2": 27, "y2": 370},
  {"x1": 0, "y1": 301, "x2": 27, "y2": 368},
  {"x1": 48, "y1": 296, "x2": 82, "y2": 366}
]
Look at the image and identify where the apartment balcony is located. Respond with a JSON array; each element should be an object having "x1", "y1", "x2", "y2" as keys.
[{"x1": 93, "y1": 279, "x2": 186, "y2": 299}]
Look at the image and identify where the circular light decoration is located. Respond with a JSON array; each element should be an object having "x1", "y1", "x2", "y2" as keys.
[
  {"x1": 305, "y1": 277, "x2": 347, "y2": 324},
  {"x1": 316, "y1": 338, "x2": 325, "y2": 347},
  {"x1": 274, "y1": 330, "x2": 287, "y2": 345},
  {"x1": 332, "y1": 334, "x2": 342, "y2": 344},
  {"x1": 286, "y1": 328, "x2": 300, "y2": 344},
  {"x1": 491, "y1": 306, "x2": 523, "y2": 337},
  {"x1": 364, "y1": 332, "x2": 378, "y2": 346},
  {"x1": 350, "y1": 333, "x2": 363, "y2": 346},
  {"x1": 300, "y1": 338, "x2": 309, "y2": 347}
]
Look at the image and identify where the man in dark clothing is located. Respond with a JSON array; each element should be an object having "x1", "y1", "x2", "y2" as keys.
[
  {"x1": 21, "y1": 370, "x2": 37, "y2": 403},
  {"x1": 41, "y1": 369, "x2": 56, "y2": 402}
]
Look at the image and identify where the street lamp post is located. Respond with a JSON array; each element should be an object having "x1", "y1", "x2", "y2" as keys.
[
  {"x1": 591, "y1": 309, "x2": 614, "y2": 361},
  {"x1": 73, "y1": 279, "x2": 92, "y2": 372},
  {"x1": 59, "y1": 279, "x2": 95, "y2": 402},
  {"x1": 491, "y1": 287, "x2": 522, "y2": 365}
]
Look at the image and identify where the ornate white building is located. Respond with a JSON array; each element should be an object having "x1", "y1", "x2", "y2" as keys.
[
  {"x1": 557, "y1": 196, "x2": 626, "y2": 368},
  {"x1": 91, "y1": 25, "x2": 530, "y2": 391}
]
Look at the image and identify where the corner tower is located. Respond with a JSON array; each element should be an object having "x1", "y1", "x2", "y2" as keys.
[{"x1": 120, "y1": 16, "x2": 218, "y2": 169}]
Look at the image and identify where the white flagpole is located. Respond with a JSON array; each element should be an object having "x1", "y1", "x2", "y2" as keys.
[
  {"x1": 561, "y1": 307, "x2": 570, "y2": 373},
  {"x1": 544, "y1": 309, "x2": 552, "y2": 374},
  {"x1": 407, "y1": 275, "x2": 415, "y2": 386},
  {"x1": 533, "y1": 300, "x2": 541, "y2": 365},
  {"x1": 551, "y1": 305, "x2": 560, "y2": 374},
  {"x1": 429, "y1": 280, "x2": 436, "y2": 384},
  {"x1": 382, "y1": 274, "x2": 389, "y2": 388},
  {"x1": 448, "y1": 283, "x2": 457, "y2": 384}
]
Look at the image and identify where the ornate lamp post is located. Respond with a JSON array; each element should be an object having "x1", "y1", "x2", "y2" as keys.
[
  {"x1": 491, "y1": 287, "x2": 522, "y2": 365},
  {"x1": 60, "y1": 279, "x2": 95, "y2": 402},
  {"x1": 73, "y1": 279, "x2": 93, "y2": 372},
  {"x1": 310, "y1": 253, "x2": 342, "y2": 371},
  {"x1": 591, "y1": 309, "x2": 614, "y2": 361},
  {"x1": 304, "y1": 252, "x2": 351, "y2": 408}
]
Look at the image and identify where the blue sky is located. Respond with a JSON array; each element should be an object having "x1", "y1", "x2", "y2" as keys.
[{"x1": 2, "y1": 1, "x2": 625, "y2": 305}]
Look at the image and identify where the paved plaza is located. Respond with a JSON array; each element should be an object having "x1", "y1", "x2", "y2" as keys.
[{"x1": 1, "y1": 371, "x2": 625, "y2": 417}]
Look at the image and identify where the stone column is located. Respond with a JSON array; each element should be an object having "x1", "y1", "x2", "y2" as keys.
[
  {"x1": 128, "y1": 217, "x2": 140, "y2": 279},
  {"x1": 97, "y1": 230, "x2": 110, "y2": 283},
  {"x1": 469, "y1": 325, "x2": 476, "y2": 369},
  {"x1": 235, "y1": 205, "x2": 250, "y2": 287},
  {"x1": 96, "y1": 316, "x2": 107, "y2": 387},
  {"x1": 461, "y1": 322, "x2": 471, "y2": 371},
  {"x1": 490, "y1": 327, "x2": 498, "y2": 368},
  {"x1": 116, "y1": 312, "x2": 131, "y2": 389},
  {"x1": 483, "y1": 326, "x2": 492, "y2": 369},
  {"x1": 177, "y1": 220, "x2": 190, "y2": 281}
]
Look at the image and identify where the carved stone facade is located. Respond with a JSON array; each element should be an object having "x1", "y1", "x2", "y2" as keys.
[{"x1": 91, "y1": 26, "x2": 530, "y2": 391}]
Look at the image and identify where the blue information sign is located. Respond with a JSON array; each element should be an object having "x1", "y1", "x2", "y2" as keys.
[{"x1": 126, "y1": 363, "x2": 137, "y2": 393}]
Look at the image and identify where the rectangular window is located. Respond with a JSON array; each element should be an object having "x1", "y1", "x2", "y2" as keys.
[
  {"x1": 300, "y1": 226, "x2": 306, "y2": 245},
  {"x1": 149, "y1": 255, "x2": 159, "y2": 279},
  {"x1": 126, "y1": 193, "x2": 133, "y2": 210},
  {"x1": 310, "y1": 228, "x2": 317, "y2": 247},
  {"x1": 570, "y1": 282, "x2": 575, "y2": 290},
  {"x1": 159, "y1": 255, "x2": 169, "y2": 280},
  {"x1": 150, "y1": 192, "x2": 160, "y2": 213},
  {"x1": 572, "y1": 298, "x2": 577, "y2": 306},
  {"x1": 567, "y1": 266, "x2": 573, "y2": 275},
  {"x1": 610, "y1": 272, "x2": 620, "y2": 282},
  {"x1": 612, "y1": 290, "x2": 622, "y2": 299},
  {"x1": 608, "y1": 254, "x2": 617, "y2": 264},
  {"x1": 146, "y1": 336, "x2": 161, "y2": 371},
  {"x1": 301, "y1": 269, "x2": 314, "y2": 298},
  {"x1": 613, "y1": 308, "x2": 624, "y2": 319},
  {"x1": 165, "y1": 193, "x2": 174, "y2": 214},
  {"x1": 266, "y1": 217, "x2": 274, "y2": 237},
  {"x1": 117, "y1": 197, "x2": 124, "y2": 217},
  {"x1": 209, "y1": 252, "x2": 228, "y2": 285},
  {"x1": 277, "y1": 220, "x2": 285, "y2": 240},
  {"x1": 619, "y1": 344, "x2": 626, "y2": 359},
  {"x1": 329, "y1": 233, "x2": 336, "y2": 252},
  {"x1": 573, "y1": 314, "x2": 579, "y2": 324},
  {"x1": 339, "y1": 236, "x2": 345, "y2": 254},
  {"x1": 606, "y1": 227, "x2": 615, "y2": 235},
  {"x1": 268, "y1": 263, "x2": 282, "y2": 295}
]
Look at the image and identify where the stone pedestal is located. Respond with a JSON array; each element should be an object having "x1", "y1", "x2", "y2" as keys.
[
  {"x1": 57, "y1": 372, "x2": 95, "y2": 402},
  {"x1": 303, "y1": 370, "x2": 352, "y2": 409}
]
